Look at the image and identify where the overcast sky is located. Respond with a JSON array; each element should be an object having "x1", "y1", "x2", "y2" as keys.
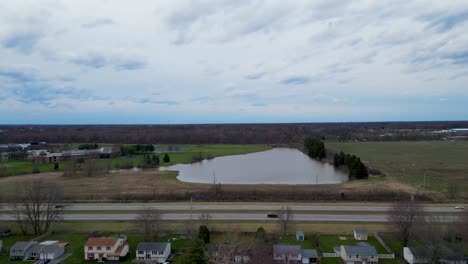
[{"x1": 1, "y1": 0, "x2": 467, "y2": 124}]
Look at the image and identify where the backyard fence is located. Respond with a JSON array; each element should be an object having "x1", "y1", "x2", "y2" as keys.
[
  {"x1": 322, "y1": 253, "x2": 340, "y2": 257},
  {"x1": 374, "y1": 232, "x2": 393, "y2": 254},
  {"x1": 378, "y1": 254, "x2": 395, "y2": 259}
]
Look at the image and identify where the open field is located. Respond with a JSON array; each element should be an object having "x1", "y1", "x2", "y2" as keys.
[
  {"x1": 0, "y1": 169, "x2": 423, "y2": 202},
  {"x1": 0, "y1": 144, "x2": 271, "y2": 177},
  {"x1": 326, "y1": 141, "x2": 468, "y2": 198}
]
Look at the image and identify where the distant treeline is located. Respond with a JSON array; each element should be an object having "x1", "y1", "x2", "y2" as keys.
[{"x1": 1, "y1": 121, "x2": 468, "y2": 144}]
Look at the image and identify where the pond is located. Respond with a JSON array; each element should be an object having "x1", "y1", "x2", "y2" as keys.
[{"x1": 159, "y1": 148, "x2": 348, "y2": 184}]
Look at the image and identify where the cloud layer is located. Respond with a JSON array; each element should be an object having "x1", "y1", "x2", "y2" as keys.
[{"x1": 0, "y1": 0, "x2": 467, "y2": 124}]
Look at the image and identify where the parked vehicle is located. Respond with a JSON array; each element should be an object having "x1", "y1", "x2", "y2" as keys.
[
  {"x1": 455, "y1": 206, "x2": 465, "y2": 210},
  {"x1": 0, "y1": 229, "x2": 11, "y2": 237}
]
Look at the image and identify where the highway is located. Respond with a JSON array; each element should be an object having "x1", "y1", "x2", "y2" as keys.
[
  {"x1": 0, "y1": 213, "x2": 460, "y2": 222},
  {"x1": 0, "y1": 203, "x2": 464, "y2": 222},
  {"x1": 1, "y1": 203, "x2": 464, "y2": 212}
]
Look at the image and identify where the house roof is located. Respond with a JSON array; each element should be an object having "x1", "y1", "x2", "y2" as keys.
[
  {"x1": 273, "y1": 244, "x2": 301, "y2": 255},
  {"x1": 11, "y1": 241, "x2": 36, "y2": 251},
  {"x1": 115, "y1": 243, "x2": 128, "y2": 254},
  {"x1": 342, "y1": 244, "x2": 377, "y2": 256},
  {"x1": 407, "y1": 246, "x2": 466, "y2": 261},
  {"x1": 354, "y1": 228, "x2": 368, "y2": 234},
  {"x1": 136, "y1": 242, "x2": 169, "y2": 252},
  {"x1": 85, "y1": 237, "x2": 119, "y2": 247},
  {"x1": 41, "y1": 245, "x2": 63, "y2": 254},
  {"x1": 296, "y1": 231, "x2": 304, "y2": 236},
  {"x1": 302, "y1": 249, "x2": 318, "y2": 258}
]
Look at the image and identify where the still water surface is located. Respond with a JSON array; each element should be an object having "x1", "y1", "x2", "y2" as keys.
[{"x1": 160, "y1": 148, "x2": 348, "y2": 184}]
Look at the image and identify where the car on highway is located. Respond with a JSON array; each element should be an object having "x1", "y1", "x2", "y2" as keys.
[
  {"x1": 267, "y1": 213, "x2": 279, "y2": 218},
  {"x1": 55, "y1": 204, "x2": 64, "y2": 209},
  {"x1": 455, "y1": 206, "x2": 465, "y2": 210}
]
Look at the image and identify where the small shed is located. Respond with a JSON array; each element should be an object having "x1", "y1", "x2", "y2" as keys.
[
  {"x1": 354, "y1": 228, "x2": 368, "y2": 241},
  {"x1": 296, "y1": 231, "x2": 305, "y2": 241}
]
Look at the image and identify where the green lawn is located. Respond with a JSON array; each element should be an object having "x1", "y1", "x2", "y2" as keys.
[
  {"x1": 326, "y1": 141, "x2": 468, "y2": 197},
  {"x1": 278, "y1": 234, "x2": 317, "y2": 249},
  {"x1": 318, "y1": 235, "x2": 388, "y2": 254},
  {"x1": 0, "y1": 160, "x2": 63, "y2": 176}
]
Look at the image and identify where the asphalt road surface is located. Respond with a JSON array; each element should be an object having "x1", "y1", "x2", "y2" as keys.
[
  {"x1": 1, "y1": 203, "x2": 463, "y2": 212},
  {"x1": 0, "y1": 213, "x2": 459, "y2": 222}
]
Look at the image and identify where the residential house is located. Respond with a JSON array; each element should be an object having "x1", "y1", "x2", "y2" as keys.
[
  {"x1": 84, "y1": 237, "x2": 129, "y2": 262},
  {"x1": 273, "y1": 244, "x2": 302, "y2": 263},
  {"x1": 301, "y1": 249, "x2": 319, "y2": 264},
  {"x1": 296, "y1": 231, "x2": 305, "y2": 241},
  {"x1": 135, "y1": 242, "x2": 171, "y2": 263},
  {"x1": 340, "y1": 243, "x2": 378, "y2": 264},
  {"x1": 404, "y1": 246, "x2": 467, "y2": 264},
  {"x1": 29, "y1": 241, "x2": 65, "y2": 261},
  {"x1": 207, "y1": 244, "x2": 250, "y2": 263},
  {"x1": 10, "y1": 241, "x2": 37, "y2": 260},
  {"x1": 354, "y1": 229, "x2": 368, "y2": 241}
]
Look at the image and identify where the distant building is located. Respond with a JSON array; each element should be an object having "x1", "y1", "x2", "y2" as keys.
[
  {"x1": 207, "y1": 244, "x2": 250, "y2": 263},
  {"x1": 135, "y1": 242, "x2": 171, "y2": 263},
  {"x1": 10, "y1": 241, "x2": 37, "y2": 260},
  {"x1": 29, "y1": 241, "x2": 65, "y2": 261},
  {"x1": 354, "y1": 229, "x2": 368, "y2": 241},
  {"x1": 273, "y1": 244, "x2": 302, "y2": 263},
  {"x1": 404, "y1": 246, "x2": 467, "y2": 264},
  {"x1": 301, "y1": 249, "x2": 318, "y2": 264},
  {"x1": 340, "y1": 243, "x2": 378, "y2": 264},
  {"x1": 296, "y1": 231, "x2": 305, "y2": 241},
  {"x1": 84, "y1": 237, "x2": 129, "y2": 262}
]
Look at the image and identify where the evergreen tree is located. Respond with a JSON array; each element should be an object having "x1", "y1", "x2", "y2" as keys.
[
  {"x1": 198, "y1": 225, "x2": 210, "y2": 244},
  {"x1": 163, "y1": 153, "x2": 170, "y2": 163},
  {"x1": 53, "y1": 162, "x2": 59, "y2": 171},
  {"x1": 255, "y1": 227, "x2": 267, "y2": 242},
  {"x1": 304, "y1": 138, "x2": 325, "y2": 160}
]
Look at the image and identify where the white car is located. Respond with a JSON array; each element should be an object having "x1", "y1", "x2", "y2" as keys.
[{"x1": 454, "y1": 206, "x2": 465, "y2": 210}]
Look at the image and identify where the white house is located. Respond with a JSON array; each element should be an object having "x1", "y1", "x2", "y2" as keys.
[
  {"x1": 340, "y1": 243, "x2": 378, "y2": 264},
  {"x1": 404, "y1": 247, "x2": 467, "y2": 264},
  {"x1": 135, "y1": 242, "x2": 171, "y2": 263},
  {"x1": 301, "y1": 249, "x2": 319, "y2": 264},
  {"x1": 354, "y1": 229, "x2": 368, "y2": 241},
  {"x1": 29, "y1": 241, "x2": 65, "y2": 261}
]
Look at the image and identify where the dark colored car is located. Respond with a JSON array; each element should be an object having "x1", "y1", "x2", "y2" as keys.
[{"x1": 267, "y1": 213, "x2": 279, "y2": 218}]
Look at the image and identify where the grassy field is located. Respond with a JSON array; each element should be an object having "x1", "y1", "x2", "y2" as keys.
[
  {"x1": 326, "y1": 141, "x2": 468, "y2": 198},
  {"x1": 278, "y1": 234, "x2": 317, "y2": 249},
  {"x1": 0, "y1": 144, "x2": 271, "y2": 177}
]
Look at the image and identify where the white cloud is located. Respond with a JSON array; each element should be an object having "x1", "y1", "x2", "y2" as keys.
[{"x1": 0, "y1": 0, "x2": 468, "y2": 123}]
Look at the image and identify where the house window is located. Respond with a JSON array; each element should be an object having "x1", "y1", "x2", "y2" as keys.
[
  {"x1": 356, "y1": 255, "x2": 359, "y2": 258},
  {"x1": 106, "y1": 246, "x2": 111, "y2": 250},
  {"x1": 97, "y1": 246, "x2": 101, "y2": 250},
  {"x1": 99, "y1": 253, "x2": 103, "y2": 257},
  {"x1": 152, "y1": 251, "x2": 158, "y2": 255},
  {"x1": 87, "y1": 253, "x2": 94, "y2": 257},
  {"x1": 158, "y1": 251, "x2": 163, "y2": 255},
  {"x1": 88, "y1": 246, "x2": 93, "y2": 250},
  {"x1": 138, "y1": 251, "x2": 144, "y2": 255}
]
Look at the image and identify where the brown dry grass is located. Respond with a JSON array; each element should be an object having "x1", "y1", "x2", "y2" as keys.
[{"x1": 0, "y1": 169, "x2": 424, "y2": 202}]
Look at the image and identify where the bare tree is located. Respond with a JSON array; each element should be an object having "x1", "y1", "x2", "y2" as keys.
[
  {"x1": 206, "y1": 244, "x2": 240, "y2": 264},
  {"x1": 250, "y1": 241, "x2": 274, "y2": 264},
  {"x1": 278, "y1": 206, "x2": 293, "y2": 235},
  {"x1": 13, "y1": 180, "x2": 64, "y2": 236},
  {"x1": 388, "y1": 201, "x2": 422, "y2": 247},
  {"x1": 199, "y1": 212, "x2": 213, "y2": 231},
  {"x1": 415, "y1": 215, "x2": 446, "y2": 264},
  {"x1": 135, "y1": 208, "x2": 162, "y2": 241}
]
